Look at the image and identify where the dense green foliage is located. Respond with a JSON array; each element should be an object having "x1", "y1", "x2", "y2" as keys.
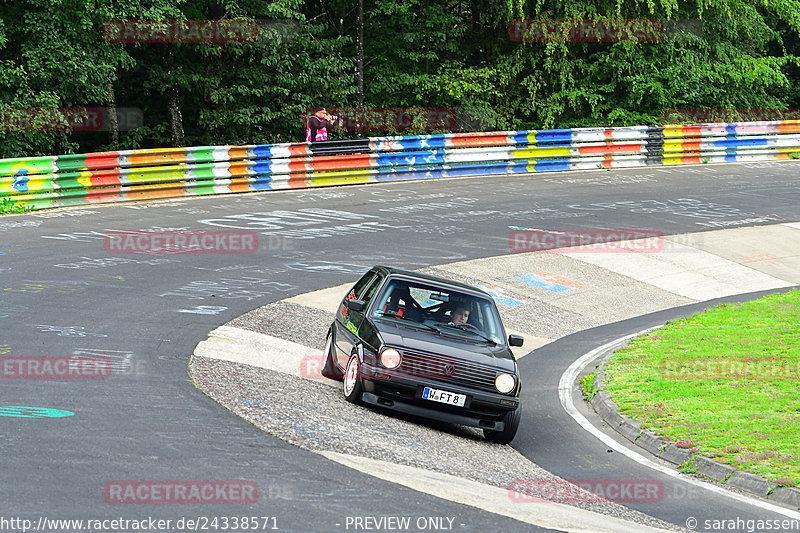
[{"x1": 1, "y1": 0, "x2": 799, "y2": 157}]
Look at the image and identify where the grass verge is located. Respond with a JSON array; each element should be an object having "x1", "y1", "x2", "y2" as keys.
[
  {"x1": 604, "y1": 289, "x2": 800, "y2": 486},
  {"x1": 0, "y1": 198, "x2": 35, "y2": 214},
  {"x1": 580, "y1": 371, "x2": 599, "y2": 401}
]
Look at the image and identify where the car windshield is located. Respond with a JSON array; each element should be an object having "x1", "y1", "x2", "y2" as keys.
[{"x1": 372, "y1": 278, "x2": 505, "y2": 344}]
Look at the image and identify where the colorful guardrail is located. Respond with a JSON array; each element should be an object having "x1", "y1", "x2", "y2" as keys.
[{"x1": 2, "y1": 120, "x2": 799, "y2": 210}]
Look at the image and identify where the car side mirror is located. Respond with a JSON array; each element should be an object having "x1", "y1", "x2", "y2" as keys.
[
  {"x1": 347, "y1": 299, "x2": 366, "y2": 312},
  {"x1": 508, "y1": 334, "x2": 524, "y2": 347}
]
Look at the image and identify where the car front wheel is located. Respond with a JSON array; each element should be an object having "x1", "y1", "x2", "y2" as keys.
[
  {"x1": 483, "y1": 405, "x2": 521, "y2": 444},
  {"x1": 343, "y1": 353, "x2": 363, "y2": 404}
]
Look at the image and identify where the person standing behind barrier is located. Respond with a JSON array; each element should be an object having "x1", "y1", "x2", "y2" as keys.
[{"x1": 306, "y1": 106, "x2": 337, "y2": 142}]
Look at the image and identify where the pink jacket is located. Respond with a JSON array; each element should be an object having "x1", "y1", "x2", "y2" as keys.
[{"x1": 306, "y1": 115, "x2": 329, "y2": 142}]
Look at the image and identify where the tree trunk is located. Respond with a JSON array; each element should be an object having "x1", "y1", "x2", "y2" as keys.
[
  {"x1": 339, "y1": 0, "x2": 347, "y2": 105},
  {"x1": 424, "y1": 0, "x2": 429, "y2": 75},
  {"x1": 357, "y1": 0, "x2": 364, "y2": 106},
  {"x1": 340, "y1": 0, "x2": 346, "y2": 40},
  {"x1": 165, "y1": 48, "x2": 185, "y2": 147},
  {"x1": 106, "y1": 79, "x2": 119, "y2": 147},
  {"x1": 168, "y1": 87, "x2": 185, "y2": 148}
]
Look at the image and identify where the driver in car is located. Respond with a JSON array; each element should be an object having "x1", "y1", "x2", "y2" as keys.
[
  {"x1": 444, "y1": 303, "x2": 470, "y2": 327},
  {"x1": 450, "y1": 304, "x2": 470, "y2": 325}
]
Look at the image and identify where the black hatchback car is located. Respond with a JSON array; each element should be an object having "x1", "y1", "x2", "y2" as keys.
[{"x1": 322, "y1": 266, "x2": 524, "y2": 444}]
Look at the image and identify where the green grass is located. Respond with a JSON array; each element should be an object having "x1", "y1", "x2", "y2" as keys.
[
  {"x1": 580, "y1": 371, "x2": 599, "y2": 401},
  {"x1": 0, "y1": 198, "x2": 34, "y2": 214},
  {"x1": 604, "y1": 289, "x2": 800, "y2": 486},
  {"x1": 679, "y1": 457, "x2": 699, "y2": 475}
]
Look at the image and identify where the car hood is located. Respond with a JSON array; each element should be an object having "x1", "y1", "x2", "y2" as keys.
[{"x1": 374, "y1": 320, "x2": 517, "y2": 372}]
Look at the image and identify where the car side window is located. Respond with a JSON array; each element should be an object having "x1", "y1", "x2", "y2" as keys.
[
  {"x1": 339, "y1": 271, "x2": 376, "y2": 320},
  {"x1": 360, "y1": 276, "x2": 382, "y2": 308},
  {"x1": 347, "y1": 271, "x2": 376, "y2": 301}
]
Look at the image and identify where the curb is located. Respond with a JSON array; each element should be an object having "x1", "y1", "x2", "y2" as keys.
[
  {"x1": 191, "y1": 326, "x2": 678, "y2": 533},
  {"x1": 588, "y1": 342, "x2": 800, "y2": 510}
]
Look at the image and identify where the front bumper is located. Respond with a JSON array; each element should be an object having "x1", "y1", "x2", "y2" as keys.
[{"x1": 360, "y1": 366, "x2": 520, "y2": 431}]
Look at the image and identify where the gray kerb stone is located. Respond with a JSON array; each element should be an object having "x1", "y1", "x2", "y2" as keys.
[
  {"x1": 726, "y1": 470, "x2": 776, "y2": 497},
  {"x1": 692, "y1": 456, "x2": 736, "y2": 483},
  {"x1": 659, "y1": 445, "x2": 691, "y2": 466},
  {"x1": 590, "y1": 393, "x2": 624, "y2": 430},
  {"x1": 635, "y1": 431, "x2": 669, "y2": 457},
  {"x1": 768, "y1": 486, "x2": 800, "y2": 508},
  {"x1": 616, "y1": 419, "x2": 643, "y2": 442}
]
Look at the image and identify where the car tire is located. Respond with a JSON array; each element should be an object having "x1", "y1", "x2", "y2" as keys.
[
  {"x1": 343, "y1": 353, "x2": 363, "y2": 404},
  {"x1": 321, "y1": 331, "x2": 343, "y2": 380},
  {"x1": 483, "y1": 405, "x2": 521, "y2": 444}
]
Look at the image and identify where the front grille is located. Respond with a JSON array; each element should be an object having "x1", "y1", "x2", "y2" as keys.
[{"x1": 399, "y1": 351, "x2": 500, "y2": 392}]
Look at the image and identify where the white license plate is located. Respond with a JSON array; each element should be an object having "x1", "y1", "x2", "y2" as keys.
[{"x1": 422, "y1": 386, "x2": 466, "y2": 407}]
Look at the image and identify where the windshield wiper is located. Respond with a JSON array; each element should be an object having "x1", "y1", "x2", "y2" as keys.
[
  {"x1": 413, "y1": 321, "x2": 442, "y2": 334},
  {"x1": 399, "y1": 321, "x2": 441, "y2": 334},
  {"x1": 440, "y1": 323, "x2": 497, "y2": 344},
  {"x1": 472, "y1": 332, "x2": 499, "y2": 345},
  {"x1": 377, "y1": 313, "x2": 441, "y2": 334}
]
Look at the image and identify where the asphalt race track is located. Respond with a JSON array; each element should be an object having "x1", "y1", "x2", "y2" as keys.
[{"x1": 2, "y1": 161, "x2": 799, "y2": 532}]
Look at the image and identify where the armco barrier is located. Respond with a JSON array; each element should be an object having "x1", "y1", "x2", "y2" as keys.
[{"x1": 2, "y1": 120, "x2": 800, "y2": 210}]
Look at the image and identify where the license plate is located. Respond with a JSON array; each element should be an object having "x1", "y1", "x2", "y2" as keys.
[{"x1": 422, "y1": 386, "x2": 466, "y2": 407}]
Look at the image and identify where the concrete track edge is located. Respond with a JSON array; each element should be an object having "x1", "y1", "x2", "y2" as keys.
[{"x1": 190, "y1": 223, "x2": 800, "y2": 530}]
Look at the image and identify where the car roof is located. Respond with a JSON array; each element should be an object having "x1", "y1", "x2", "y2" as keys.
[{"x1": 372, "y1": 265, "x2": 494, "y2": 299}]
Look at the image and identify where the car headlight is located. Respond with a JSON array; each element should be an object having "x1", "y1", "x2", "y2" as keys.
[
  {"x1": 495, "y1": 373, "x2": 516, "y2": 393},
  {"x1": 380, "y1": 348, "x2": 402, "y2": 369}
]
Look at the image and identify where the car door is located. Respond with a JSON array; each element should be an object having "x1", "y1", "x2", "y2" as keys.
[
  {"x1": 349, "y1": 274, "x2": 384, "y2": 355},
  {"x1": 334, "y1": 269, "x2": 381, "y2": 368}
]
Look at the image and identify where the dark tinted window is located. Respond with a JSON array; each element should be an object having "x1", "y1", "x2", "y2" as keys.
[
  {"x1": 347, "y1": 270, "x2": 376, "y2": 301},
  {"x1": 360, "y1": 275, "x2": 383, "y2": 307}
]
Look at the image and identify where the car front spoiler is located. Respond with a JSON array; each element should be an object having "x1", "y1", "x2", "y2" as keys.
[{"x1": 361, "y1": 392, "x2": 507, "y2": 431}]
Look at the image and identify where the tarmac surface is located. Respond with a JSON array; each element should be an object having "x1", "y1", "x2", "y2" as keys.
[
  {"x1": 2, "y1": 161, "x2": 800, "y2": 531},
  {"x1": 192, "y1": 223, "x2": 800, "y2": 531}
]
